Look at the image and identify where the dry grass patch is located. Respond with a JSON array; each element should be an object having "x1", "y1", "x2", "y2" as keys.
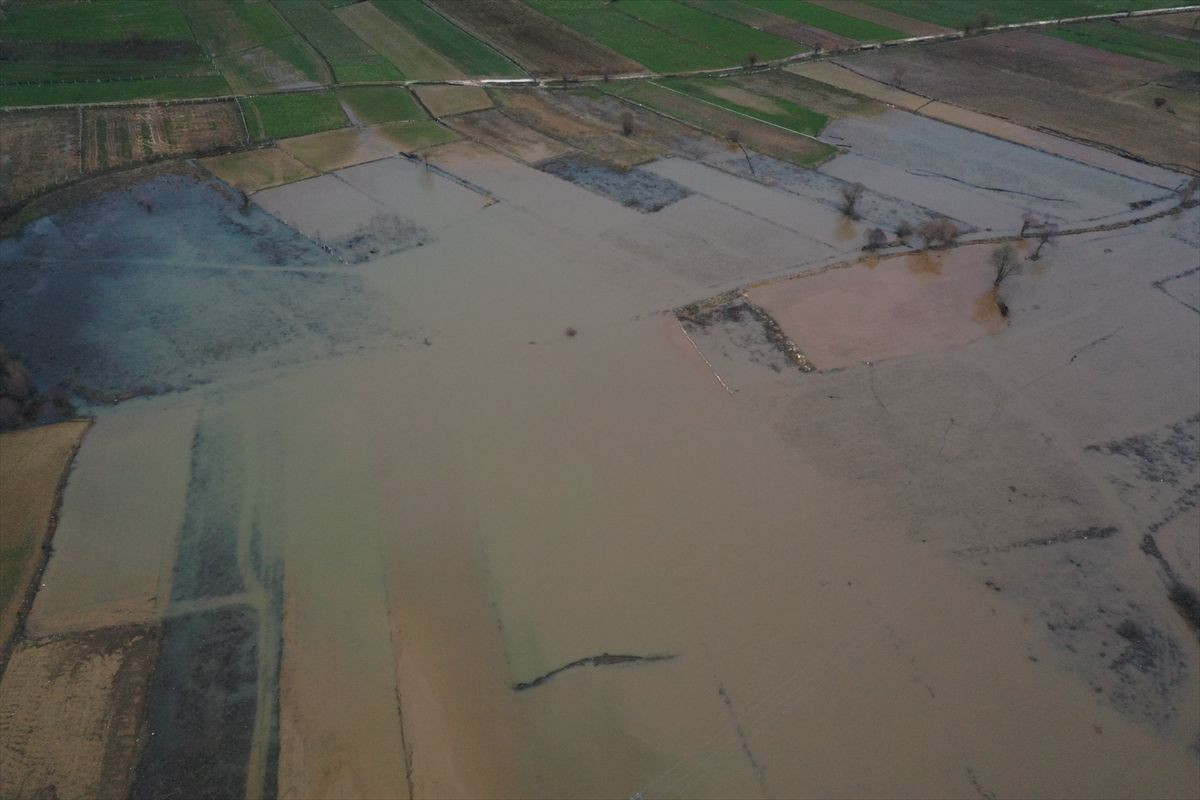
[
  {"x1": 374, "y1": 120, "x2": 461, "y2": 152},
  {"x1": 413, "y1": 85, "x2": 494, "y2": 118},
  {"x1": 80, "y1": 101, "x2": 245, "y2": 173},
  {"x1": 0, "y1": 420, "x2": 90, "y2": 656},
  {"x1": 335, "y1": 1, "x2": 465, "y2": 81},
  {"x1": 279, "y1": 127, "x2": 401, "y2": 172},
  {"x1": 444, "y1": 108, "x2": 574, "y2": 164},
  {"x1": 199, "y1": 147, "x2": 317, "y2": 192},
  {"x1": 0, "y1": 109, "x2": 80, "y2": 211},
  {"x1": 494, "y1": 90, "x2": 661, "y2": 168}
]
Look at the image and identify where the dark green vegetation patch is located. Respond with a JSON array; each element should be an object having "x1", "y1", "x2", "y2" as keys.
[
  {"x1": 242, "y1": 90, "x2": 348, "y2": 140},
  {"x1": 372, "y1": 0, "x2": 524, "y2": 76},
  {"x1": 336, "y1": 86, "x2": 427, "y2": 125},
  {"x1": 1044, "y1": 19, "x2": 1200, "y2": 71},
  {"x1": 859, "y1": 0, "x2": 1184, "y2": 29}
]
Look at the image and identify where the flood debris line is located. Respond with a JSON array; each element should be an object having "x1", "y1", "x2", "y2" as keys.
[
  {"x1": 675, "y1": 318, "x2": 735, "y2": 395},
  {"x1": 676, "y1": 294, "x2": 813, "y2": 373},
  {"x1": 954, "y1": 526, "x2": 1119, "y2": 556},
  {"x1": 512, "y1": 652, "x2": 676, "y2": 692},
  {"x1": 1139, "y1": 534, "x2": 1200, "y2": 635}
]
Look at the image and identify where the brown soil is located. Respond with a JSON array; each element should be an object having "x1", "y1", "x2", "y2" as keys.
[
  {"x1": 835, "y1": 33, "x2": 1198, "y2": 171},
  {"x1": 0, "y1": 624, "x2": 159, "y2": 799},
  {"x1": 426, "y1": 0, "x2": 644, "y2": 77},
  {"x1": 786, "y1": 61, "x2": 929, "y2": 110},
  {"x1": 444, "y1": 108, "x2": 574, "y2": 164},
  {"x1": 335, "y1": 2, "x2": 466, "y2": 81},
  {"x1": 761, "y1": 18, "x2": 858, "y2": 51},
  {"x1": 0, "y1": 109, "x2": 81, "y2": 211},
  {"x1": 414, "y1": 84, "x2": 494, "y2": 118},
  {"x1": 0, "y1": 421, "x2": 91, "y2": 663},
  {"x1": 732, "y1": 70, "x2": 886, "y2": 118},
  {"x1": 493, "y1": 89, "x2": 662, "y2": 168},
  {"x1": 278, "y1": 126, "x2": 400, "y2": 173},
  {"x1": 81, "y1": 101, "x2": 245, "y2": 173}
]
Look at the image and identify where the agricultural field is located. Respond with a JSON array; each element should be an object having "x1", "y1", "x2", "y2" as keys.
[
  {"x1": 529, "y1": 0, "x2": 803, "y2": 72},
  {"x1": 654, "y1": 77, "x2": 831, "y2": 135},
  {"x1": 413, "y1": 85, "x2": 494, "y2": 118},
  {"x1": 370, "y1": 0, "x2": 524, "y2": 77},
  {"x1": 729, "y1": 69, "x2": 886, "y2": 119},
  {"x1": 199, "y1": 147, "x2": 317, "y2": 193},
  {"x1": 373, "y1": 119, "x2": 460, "y2": 151},
  {"x1": 270, "y1": 0, "x2": 403, "y2": 84},
  {"x1": 859, "y1": 0, "x2": 1186, "y2": 28},
  {"x1": 240, "y1": 91, "x2": 348, "y2": 141},
  {"x1": 491, "y1": 89, "x2": 663, "y2": 168},
  {"x1": 177, "y1": 0, "x2": 330, "y2": 91},
  {"x1": 1044, "y1": 18, "x2": 1200, "y2": 70},
  {"x1": 80, "y1": 101, "x2": 245, "y2": 172},
  {"x1": 336, "y1": 86, "x2": 426, "y2": 125},
  {"x1": 278, "y1": 127, "x2": 403, "y2": 173},
  {"x1": 444, "y1": 108, "x2": 575, "y2": 163},
  {"x1": 834, "y1": 30, "x2": 1200, "y2": 171},
  {"x1": 680, "y1": 0, "x2": 861, "y2": 51},
  {"x1": 604, "y1": 80, "x2": 837, "y2": 165},
  {"x1": 425, "y1": 0, "x2": 645, "y2": 76},
  {"x1": 334, "y1": 1, "x2": 464, "y2": 81},
  {"x1": 0, "y1": 110, "x2": 80, "y2": 209},
  {"x1": 743, "y1": 0, "x2": 903, "y2": 41}
]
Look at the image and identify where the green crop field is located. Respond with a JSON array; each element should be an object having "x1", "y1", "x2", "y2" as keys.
[
  {"x1": 659, "y1": 77, "x2": 830, "y2": 135},
  {"x1": 336, "y1": 86, "x2": 427, "y2": 124},
  {"x1": 0, "y1": 76, "x2": 231, "y2": 107},
  {"x1": 269, "y1": 0, "x2": 404, "y2": 83},
  {"x1": 0, "y1": 0, "x2": 216, "y2": 86},
  {"x1": 527, "y1": 0, "x2": 732, "y2": 71},
  {"x1": 1044, "y1": 21, "x2": 1200, "y2": 70},
  {"x1": 371, "y1": 1, "x2": 524, "y2": 76},
  {"x1": 858, "y1": 0, "x2": 1183, "y2": 29},
  {"x1": 528, "y1": 0, "x2": 803, "y2": 72},
  {"x1": 241, "y1": 90, "x2": 348, "y2": 140},
  {"x1": 741, "y1": 0, "x2": 901, "y2": 41}
]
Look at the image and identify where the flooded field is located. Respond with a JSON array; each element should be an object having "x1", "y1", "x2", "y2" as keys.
[{"x1": 1, "y1": 77, "x2": 1198, "y2": 800}]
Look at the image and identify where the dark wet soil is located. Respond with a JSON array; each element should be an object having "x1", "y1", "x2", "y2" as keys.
[{"x1": 539, "y1": 155, "x2": 692, "y2": 213}]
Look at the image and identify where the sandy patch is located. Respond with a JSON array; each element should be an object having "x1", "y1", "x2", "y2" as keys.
[
  {"x1": 279, "y1": 126, "x2": 401, "y2": 172},
  {"x1": 200, "y1": 146, "x2": 317, "y2": 193},
  {"x1": 0, "y1": 624, "x2": 158, "y2": 800},
  {"x1": 748, "y1": 245, "x2": 1004, "y2": 369},
  {"x1": 414, "y1": 84, "x2": 494, "y2": 118},
  {"x1": 0, "y1": 420, "x2": 90, "y2": 654}
]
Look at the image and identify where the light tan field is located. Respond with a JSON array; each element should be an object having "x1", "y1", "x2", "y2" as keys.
[
  {"x1": 279, "y1": 126, "x2": 401, "y2": 172},
  {"x1": 0, "y1": 420, "x2": 90, "y2": 655},
  {"x1": 374, "y1": 120, "x2": 460, "y2": 152},
  {"x1": 445, "y1": 108, "x2": 575, "y2": 164},
  {"x1": 0, "y1": 625, "x2": 158, "y2": 800},
  {"x1": 200, "y1": 146, "x2": 317, "y2": 193},
  {"x1": 414, "y1": 84, "x2": 494, "y2": 118}
]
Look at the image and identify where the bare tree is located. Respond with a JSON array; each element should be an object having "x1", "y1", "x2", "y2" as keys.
[
  {"x1": 1178, "y1": 176, "x2": 1200, "y2": 207},
  {"x1": 1029, "y1": 223, "x2": 1059, "y2": 260},
  {"x1": 1020, "y1": 211, "x2": 1041, "y2": 237},
  {"x1": 917, "y1": 217, "x2": 959, "y2": 248},
  {"x1": 727, "y1": 129, "x2": 756, "y2": 176},
  {"x1": 620, "y1": 111, "x2": 633, "y2": 137},
  {"x1": 991, "y1": 243, "x2": 1020, "y2": 286},
  {"x1": 863, "y1": 227, "x2": 888, "y2": 251},
  {"x1": 895, "y1": 219, "x2": 913, "y2": 242},
  {"x1": 840, "y1": 182, "x2": 865, "y2": 219},
  {"x1": 746, "y1": 52, "x2": 759, "y2": 67}
]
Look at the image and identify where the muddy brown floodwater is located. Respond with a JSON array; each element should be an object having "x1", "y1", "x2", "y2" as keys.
[{"x1": 1, "y1": 100, "x2": 1198, "y2": 800}]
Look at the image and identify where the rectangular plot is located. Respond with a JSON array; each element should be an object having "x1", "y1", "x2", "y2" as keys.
[
  {"x1": 80, "y1": 102, "x2": 244, "y2": 173},
  {"x1": 200, "y1": 147, "x2": 317, "y2": 193},
  {"x1": 427, "y1": 0, "x2": 643, "y2": 76},
  {"x1": 0, "y1": 109, "x2": 80, "y2": 209},
  {"x1": 242, "y1": 91, "x2": 348, "y2": 141},
  {"x1": 370, "y1": 0, "x2": 523, "y2": 76},
  {"x1": 335, "y1": 1, "x2": 464, "y2": 80},
  {"x1": 336, "y1": 86, "x2": 426, "y2": 125},
  {"x1": 445, "y1": 108, "x2": 574, "y2": 164},
  {"x1": 413, "y1": 84, "x2": 494, "y2": 118},
  {"x1": 540, "y1": 155, "x2": 691, "y2": 212},
  {"x1": 279, "y1": 127, "x2": 402, "y2": 172},
  {"x1": 374, "y1": 120, "x2": 461, "y2": 152}
]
